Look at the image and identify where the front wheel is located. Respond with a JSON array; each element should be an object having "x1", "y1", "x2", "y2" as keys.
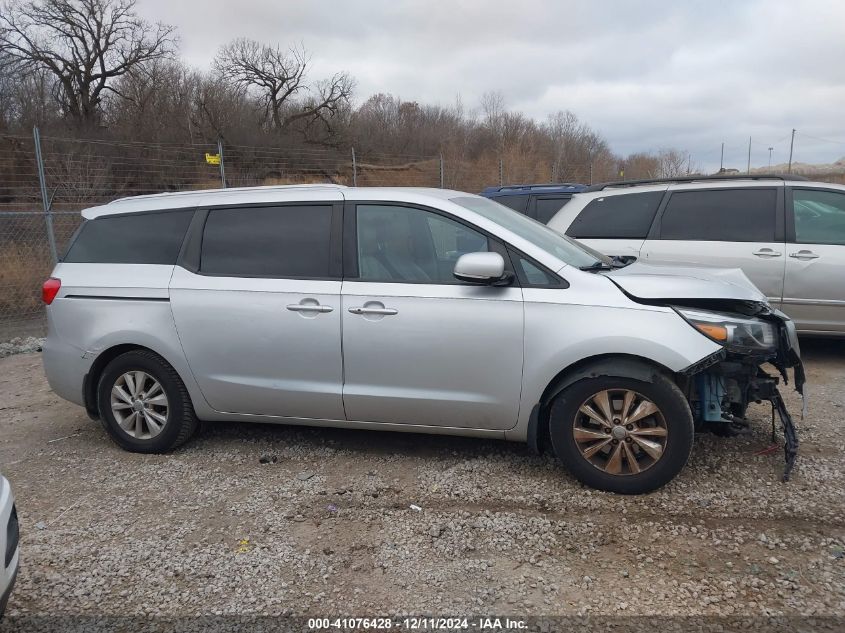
[
  {"x1": 97, "y1": 350, "x2": 199, "y2": 453},
  {"x1": 549, "y1": 371, "x2": 694, "y2": 494}
]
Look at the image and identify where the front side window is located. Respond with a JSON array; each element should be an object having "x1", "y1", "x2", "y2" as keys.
[
  {"x1": 356, "y1": 204, "x2": 488, "y2": 283},
  {"x1": 201, "y1": 205, "x2": 334, "y2": 277},
  {"x1": 792, "y1": 189, "x2": 845, "y2": 246},
  {"x1": 659, "y1": 189, "x2": 777, "y2": 242},
  {"x1": 566, "y1": 191, "x2": 663, "y2": 239},
  {"x1": 64, "y1": 210, "x2": 193, "y2": 264}
]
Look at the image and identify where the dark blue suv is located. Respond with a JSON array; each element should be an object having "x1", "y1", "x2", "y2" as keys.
[{"x1": 480, "y1": 183, "x2": 587, "y2": 223}]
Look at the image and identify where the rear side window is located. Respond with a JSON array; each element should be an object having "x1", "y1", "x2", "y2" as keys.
[
  {"x1": 535, "y1": 197, "x2": 572, "y2": 224},
  {"x1": 201, "y1": 205, "x2": 333, "y2": 278},
  {"x1": 566, "y1": 192, "x2": 663, "y2": 239},
  {"x1": 660, "y1": 189, "x2": 776, "y2": 242},
  {"x1": 64, "y1": 210, "x2": 193, "y2": 264},
  {"x1": 493, "y1": 196, "x2": 529, "y2": 214}
]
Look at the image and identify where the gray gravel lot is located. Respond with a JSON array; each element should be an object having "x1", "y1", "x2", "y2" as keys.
[{"x1": 0, "y1": 341, "x2": 843, "y2": 619}]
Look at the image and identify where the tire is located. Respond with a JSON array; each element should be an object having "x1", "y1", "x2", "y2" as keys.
[
  {"x1": 549, "y1": 370, "x2": 694, "y2": 494},
  {"x1": 97, "y1": 350, "x2": 199, "y2": 453}
]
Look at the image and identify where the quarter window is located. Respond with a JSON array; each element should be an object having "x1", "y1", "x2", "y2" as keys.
[
  {"x1": 512, "y1": 253, "x2": 561, "y2": 286},
  {"x1": 566, "y1": 192, "x2": 663, "y2": 239},
  {"x1": 356, "y1": 205, "x2": 489, "y2": 283},
  {"x1": 493, "y1": 196, "x2": 529, "y2": 214},
  {"x1": 659, "y1": 189, "x2": 777, "y2": 242},
  {"x1": 64, "y1": 210, "x2": 193, "y2": 264},
  {"x1": 201, "y1": 205, "x2": 334, "y2": 277},
  {"x1": 792, "y1": 189, "x2": 845, "y2": 246},
  {"x1": 535, "y1": 197, "x2": 572, "y2": 224}
]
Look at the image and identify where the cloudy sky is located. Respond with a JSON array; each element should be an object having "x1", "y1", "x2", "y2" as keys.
[{"x1": 137, "y1": 0, "x2": 845, "y2": 171}]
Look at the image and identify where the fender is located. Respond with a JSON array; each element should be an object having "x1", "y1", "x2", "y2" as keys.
[{"x1": 526, "y1": 356, "x2": 668, "y2": 454}]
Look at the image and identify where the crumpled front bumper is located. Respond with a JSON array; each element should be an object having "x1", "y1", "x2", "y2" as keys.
[{"x1": 744, "y1": 309, "x2": 805, "y2": 481}]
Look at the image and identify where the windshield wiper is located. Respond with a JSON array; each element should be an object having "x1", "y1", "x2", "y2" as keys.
[
  {"x1": 579, "y1": 256, "x2": 635, "y2": 272},
  {"x1": 579, "y1": 261, "x2": 614, "y2": 272}
]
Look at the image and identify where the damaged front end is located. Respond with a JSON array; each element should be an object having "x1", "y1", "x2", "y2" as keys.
[{"x1": 675, "y1": 300, "x2": 806, "y2": 481}]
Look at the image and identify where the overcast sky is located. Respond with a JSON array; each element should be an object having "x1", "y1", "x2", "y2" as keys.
[{"x1": 136, "y1": 0, "x2": 845, "y2": 172}]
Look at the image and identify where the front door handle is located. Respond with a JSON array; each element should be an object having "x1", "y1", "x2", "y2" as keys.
[
  {"x1": 287, "y1": 303, "x2": 333, "y2": 313},
  {"x1": 789, "y1": 250, "x2": 820, "y2": 260},
  {"x1": 348, "y1": 307, "x2": 398, "y2": 316},
  {"x1": 752, "y1": 248, "x2": 782, "y2": 258}
]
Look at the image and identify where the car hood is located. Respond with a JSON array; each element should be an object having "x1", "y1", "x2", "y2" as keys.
[{"x1": 602, "y1": 261, "x2": 768, "y2": 303}]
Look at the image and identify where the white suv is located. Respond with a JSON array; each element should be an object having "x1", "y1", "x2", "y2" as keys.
[{"x1": 548, "y1": 176, "x2": 845, "y2": 336}]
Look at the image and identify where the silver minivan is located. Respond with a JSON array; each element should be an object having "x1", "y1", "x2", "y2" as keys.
[
  {"x1": 548, "y1": 175, "x2": 845, "y2": 336},
  {"x1": 42, "y1": 185, "x2": 804, "y2": 494}
]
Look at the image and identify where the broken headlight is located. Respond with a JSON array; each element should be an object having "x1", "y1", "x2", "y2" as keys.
[{"x1": 675, "y1": 307, "x2": 777, "y2": 352}]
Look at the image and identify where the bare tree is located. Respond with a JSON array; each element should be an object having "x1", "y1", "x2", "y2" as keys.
[
  {"x1": 622, "y1": 152, "x2": 659, "y2": 179},
  {"x1": 215, "y1": 38, "x2": 353, "y2": 139},
  {"x1": 655, "y1": 148, "x2": 689, "y2": 178},
  {"x1": 545, "y1": 110, "x2": 613, "y2": 181},
  {"x1": 0, "y1": 0, "x2": 176, "y2": 126},
  {"x1": 621, "y1": 149, "x2": 691, "y2": 180},
  {"x1": 0, "y1": 51, "x2": 14, "y2": 129}
]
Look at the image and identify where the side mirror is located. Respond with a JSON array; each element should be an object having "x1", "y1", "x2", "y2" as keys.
[{"x1": 453, "y1": 252, "x2": 507, "y2": 285}]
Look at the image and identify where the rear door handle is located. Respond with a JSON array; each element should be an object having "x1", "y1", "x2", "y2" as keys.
[
  {"x1": 752, "y1": 248, "x2": 782, "y2": 258},
  {"x1": 348, "y1": 307, "x2": 398, "y2": 316},
  {"x1": 287, "y1": 304, "x2": 333, "y2": 313},
  {"x1": 789, "y1": 250, "x2": 819, "y2": 260}
]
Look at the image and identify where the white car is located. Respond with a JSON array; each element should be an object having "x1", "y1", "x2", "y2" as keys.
[
  {"x1": 0, "y1": 475, "x2": 18, "y2": 618},
  {"x1": 547, "y1": 175, "x2": 845, "y2": 336}
]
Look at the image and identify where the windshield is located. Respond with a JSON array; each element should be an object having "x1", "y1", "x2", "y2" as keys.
[{"x1": 451, "y1": 196, "x2": 609, "y2": 269}]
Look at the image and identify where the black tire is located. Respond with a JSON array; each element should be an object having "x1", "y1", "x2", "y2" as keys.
[
  {"x1": 97, "y1": 349, "x2": 198, "y2": 453},
  {"x1": 549, "y1": 370, "x2": 694, "y2": 494}
]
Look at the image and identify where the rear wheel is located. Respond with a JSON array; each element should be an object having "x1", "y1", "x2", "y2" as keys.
[
  {"x1": 97, "y1": 350, "x2": 198, "y2": 453},
  {"x1": 549, "y1": 371, "x2": 694, "y2": 494}
]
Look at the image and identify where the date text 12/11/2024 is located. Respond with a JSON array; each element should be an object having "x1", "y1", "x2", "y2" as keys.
[{"x1": 307, "y1": 617, "x2": 528, "y2": 630}]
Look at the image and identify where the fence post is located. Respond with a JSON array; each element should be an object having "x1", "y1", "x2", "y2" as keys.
[
  {"x1": 33, "y1": 126, "x2": 59, "y2": 264},
  {"x1": 439, "y1": 154, "x2": 444, "y2": 188},
  {"x1": 499, "y1": 158, "x2": 503, "y2": 186},
  {"x1": 589, "y1": 162, "x2": 593, "y2": 185},
  {"x1": 351, "y1": 147, "x2": 357, "y2": 186},
  {"x1": 217, "y1": 138, "x2": 226, "y2": 188}
]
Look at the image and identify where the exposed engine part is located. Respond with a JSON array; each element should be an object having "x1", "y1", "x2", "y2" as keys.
[{"x1": 687, "y1": 307, "x2": 804, "y2": 482}]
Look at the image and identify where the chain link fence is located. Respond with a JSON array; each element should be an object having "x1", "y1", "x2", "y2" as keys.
[
  {"x1": 1, "y1": 129, "x2": 602, "y2": 341},
  {"x1": 3, "y1": 128, "x2": 843, "y2": 342}
]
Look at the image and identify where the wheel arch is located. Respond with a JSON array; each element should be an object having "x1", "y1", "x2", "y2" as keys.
[
  {"x1": 527, "y1": 353, "x2": 679, "y2": 454},
  {"x1": 83, "y1": 343, "x2": 184, "y2": 419}
]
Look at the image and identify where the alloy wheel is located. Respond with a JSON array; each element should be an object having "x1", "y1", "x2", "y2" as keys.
[
  {"x1": 110, "y1": 371, "x2": 169, "y2": 440},
  {"x1": 573, "y1": 389, "x2": 668, "y2": 475}
]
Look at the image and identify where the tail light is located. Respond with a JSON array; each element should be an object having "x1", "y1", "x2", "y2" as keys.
[{"x1": 42, "y1": 277, "x2": 61, "y2": 305}]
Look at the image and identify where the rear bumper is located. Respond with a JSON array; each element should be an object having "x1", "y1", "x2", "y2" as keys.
[{"x1": 42, "y1": 328, "x2": 90, "y2": 408}]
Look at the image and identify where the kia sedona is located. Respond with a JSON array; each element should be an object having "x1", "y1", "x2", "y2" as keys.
[{"x1": 42, "y1": 185, "x2": 804, "y2": 494}]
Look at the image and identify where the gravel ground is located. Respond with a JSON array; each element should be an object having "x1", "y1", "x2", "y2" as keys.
[
  {"x1": 0, "y1": 337, "x2": 44, "y2": 359},
  {"x1": 0, "y1": 341, "x2": 843, "y2": 621}
]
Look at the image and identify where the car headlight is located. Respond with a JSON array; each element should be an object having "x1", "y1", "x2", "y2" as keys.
[{"x1": 675, "y1": 307, "x2": 777, "y2": 352}]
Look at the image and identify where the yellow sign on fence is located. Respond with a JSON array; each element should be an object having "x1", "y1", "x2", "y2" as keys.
[{"x1": 205, "y1": 153, "x2": 221, "y2": 165}]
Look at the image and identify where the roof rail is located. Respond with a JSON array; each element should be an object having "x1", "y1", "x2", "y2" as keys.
[
  {"x1": 482, "y1": 183, "x2": 585, "y2": 193},
  {"x1": 582, "y1": 173, "x2": 809, "y2": 192},
  {"x1": 108, "y1": 183, "x2": 347, "y2": 205}
]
